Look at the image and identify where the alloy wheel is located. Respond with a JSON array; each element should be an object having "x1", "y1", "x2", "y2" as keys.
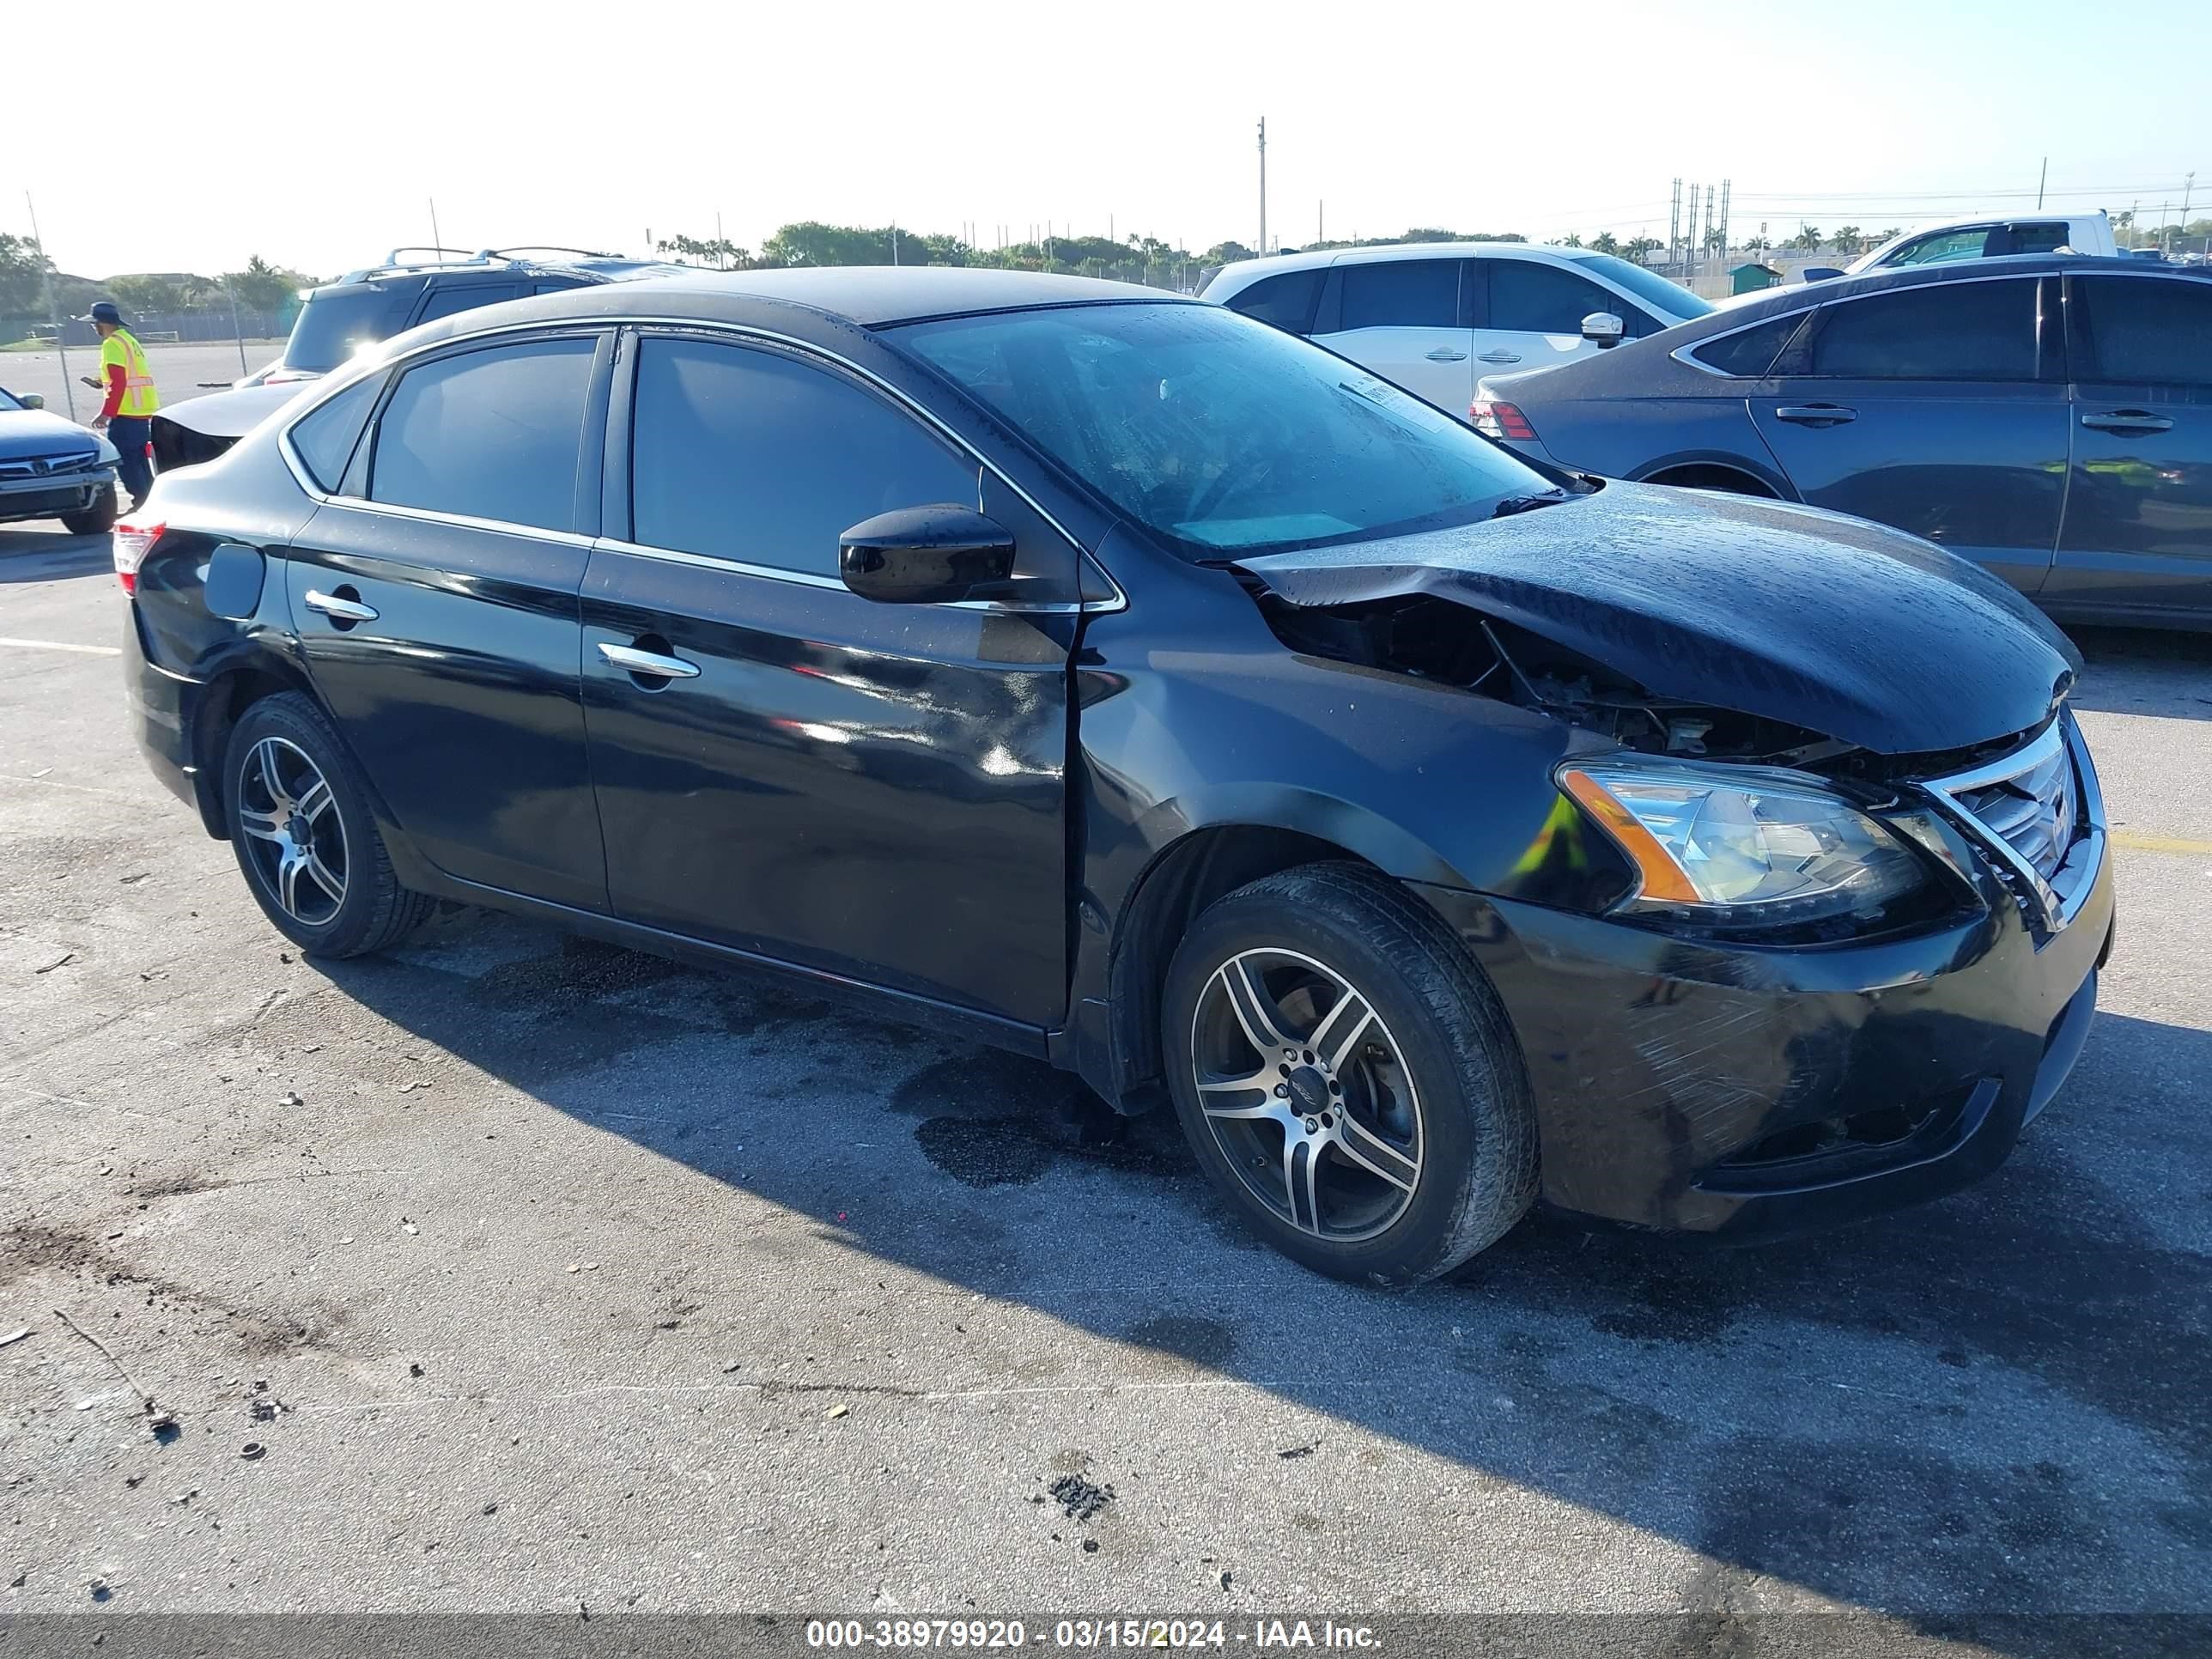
[
  {"x1": 1190, "y1": 947, "x2": 1424, "y2": 1241},
  {"x1": 234, "y1": 737, "x2": 349, "y2": 927}
]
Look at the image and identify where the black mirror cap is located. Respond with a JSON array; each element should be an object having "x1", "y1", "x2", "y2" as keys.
[{"x1": 838, "y1": 504, "x2": 1018, "y2": 605}]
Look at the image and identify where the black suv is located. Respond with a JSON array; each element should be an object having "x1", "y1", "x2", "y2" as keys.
[{"x1": 150, "y1": 248, "x2": 683, "y2": 470}]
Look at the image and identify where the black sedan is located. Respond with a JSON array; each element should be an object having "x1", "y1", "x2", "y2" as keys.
[
  {"x1": 120, "y1": 270, "x2": 2111, "y2": 1282},
  {"x1": 1475, "y1": 256, "x2": 2212, "y2": 629}
]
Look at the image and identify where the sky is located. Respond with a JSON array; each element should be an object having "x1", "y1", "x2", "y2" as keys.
[{"x1": 9, "y1": 0, "x2": 2209, "y2": 280}]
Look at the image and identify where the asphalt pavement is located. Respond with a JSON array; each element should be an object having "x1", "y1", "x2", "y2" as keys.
[
  {"x1": 1, "y1": 517, "x2": 2208, "y2": 1648},
  {"x1": 1, "y1": 342, "x2": 285, "y2": 420}
]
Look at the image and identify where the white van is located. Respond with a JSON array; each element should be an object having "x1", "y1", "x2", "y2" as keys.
[{"x1": 1202, "y1": 243, "x2": 1711, "y2": 410}]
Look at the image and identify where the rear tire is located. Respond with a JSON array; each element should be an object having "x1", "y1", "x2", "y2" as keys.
[
  {"x1": 62, "y1": 487, "x2": 118, "y2": 536},
  {"x1": 1160, "y1": 862, "x2": 1538, "y2": 1285},
  {"x1": 222, "y1": 692, "x2": 434, "y2": 958}
]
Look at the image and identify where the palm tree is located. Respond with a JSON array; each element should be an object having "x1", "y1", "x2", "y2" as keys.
[
  {"x1": 1834, "y1": 226, "x2": 1863, "y2": 255},
  {"x1": 1791, "y1": 223, "x2": 1823, "y2": 252}
]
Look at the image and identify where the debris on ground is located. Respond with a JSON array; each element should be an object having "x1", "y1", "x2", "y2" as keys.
[
  {"x1": 721, "y1": 1361, "x2": 743, "y2": 1373},
  {"x1": 400, "y1": 1218, "x2": 418, "y2": 1236},
  {"x1": 33, "y1": 954, "x2": 73, "y2": 975},
  {"x1": 1217, "y1": 1570, "x2": 1232, "y2": 1591},
  {"x1": 1277, "y1": 1443, "x2": 1317, "y2": 1460},
  {"x1": 1046, "y1": 1473, "x2": 1115, "y2": 1522},
  {"x1": 279, "y1": 1091, "x2": 304, "y2": 1108},
  {"x1": 0, "y1": 1328, "x2": 27, "y2": 1348},
  {"x1": 825, "y1": 1403, "x2": 849, "y2": 1419},
  {"x1": 239, "y1": 1443, "x2": 265, "y2": 1461},
  {"x1": 397, "y1": 1080, "x2": 430, "y2": 1095},
  {"x1": 148, "y1": 1411, "x2": 178, "y2": 1441}
]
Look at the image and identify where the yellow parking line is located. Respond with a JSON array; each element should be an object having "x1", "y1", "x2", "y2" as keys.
[{"x1": 2111, "y1": 830, "x2": 2212, "y2": 857}]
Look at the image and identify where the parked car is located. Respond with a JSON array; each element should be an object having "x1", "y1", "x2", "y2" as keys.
[
  {"x1": 150, "y1": 247, "x2": 684, "y2": 471},
  {"x1": 1802, "y1": 211, "x2": 2118, "y2": 281},
  {"x1": 120, "y1": 270, "x2": 2109, "y2": 1283},
  {"x1": 1202, "y1": 243, "x2": 1711, "y2": 409},
  {"x1": 0, "y1": 383, "x2": 121, "y2": 534},
  {"x1": 1476, "y1": 256, "x2": 2212, "y2": 629}
]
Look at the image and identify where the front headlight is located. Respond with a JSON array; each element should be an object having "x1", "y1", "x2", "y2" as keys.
[{"x1": 1559, "y1": 760, "x2": 1930, "y2": 928}]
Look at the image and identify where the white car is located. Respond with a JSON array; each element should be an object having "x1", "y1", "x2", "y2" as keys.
[
  {"x1": 1201, "y1": 242, "x2": 1712, "y2": 409},
  {"x1": 1835, "y1": 211, "x2": 2118, "y2": 276}
]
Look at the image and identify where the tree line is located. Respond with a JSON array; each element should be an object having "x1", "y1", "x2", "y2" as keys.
[{"x1": 0, "y1": 238, "x2": 318, "y2": 322}]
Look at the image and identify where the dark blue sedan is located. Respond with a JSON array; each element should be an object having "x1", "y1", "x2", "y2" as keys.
[{"x1": 1474, "y1": 256, "x2": 2212, "y2": 629}]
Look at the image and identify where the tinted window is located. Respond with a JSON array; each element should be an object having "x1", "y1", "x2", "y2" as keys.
[
  {"x1": 289, "y1": 375, "x2": 380, "y2": 491},
  {"x1": 897, "y1": 302, "x2": 1551, "y2": 560},
  {"x1": 2075, "y1": 276, "x2": 2212, "y2": 386},
  {"x1": 1337, "y1": 260, "x2": 1460, "y2": 331},
  {"x1": 282, "y1": 284, "x2": 409, "y2": 373},
  {"x1": 1806, "y1": 280, "x2": 2041, "y2": 380},
  {"x1": 1225, "y1": 270, "x2": 1324, "y2": 334},
  {"x1": 1888, "y1": 228, "x2": 1995, "y2": 268},
  {"x1": 1566, "y1": 253, "x2": 1713, "y2": 322},
  {"x1": 630, "y1": 338, "x2": 979, "y2": 576},
  {"x1": 415, "y1": 283, "x2": 525, "y2": 325},
  {"x1": 369, "y1": 337, "x2": 597, "y2": 530},
  {"x1": 1490, "y1": 260, "x2": 1626, "y2": 334},
  {"x1": 2006, "y1": 222, "x2": 2070, "y2": 256},
  {"x1": 1689, "y1": 312, "x2": 1812, "y2": 377}
]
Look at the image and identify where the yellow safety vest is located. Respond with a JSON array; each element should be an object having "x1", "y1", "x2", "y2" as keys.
[{"x1": 100, "y1": 328, "x2": 161, "y2": 417}]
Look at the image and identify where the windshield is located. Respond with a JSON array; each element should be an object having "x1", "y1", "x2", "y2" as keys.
[
  {"x1": 894, "y1": 302, "x2": 1553, "y2": 559},
  {"x1": 1567, "y1": 253, "x2": 1715, "y2": 321},
  {"x1": 0, "y1": 386, "x2": 23, "y2": 412},
  {"x1": 283, "y1": 284, "x2": 409, "y2": 373}
]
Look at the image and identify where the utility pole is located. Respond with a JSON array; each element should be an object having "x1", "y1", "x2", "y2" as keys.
[
  {"x1": 1686, "y1": 183, "x2": 1700, "y2": 277},
  {"x1": 1257, "y1": 117, "x2": 1267, "y2": 256},
  {"x1": 1668, "y1": 178, "x2": 1681, "y2": 269},
  {"x1": 1718, "y1": 179, "x2": 1731, "y2": 263},
  {"x1": 2179, "y1": 172, "x2": 2197, "y2": 257},
  {"x1": 24, "y1": 192, "x2": 75, "y2": 421},
  {"x1": 1705, "y1": 185, "x2": 1716, "y2": 269},
  {"x1": 2037, "y1": 157, "x2": 2048, "y2": 210}
]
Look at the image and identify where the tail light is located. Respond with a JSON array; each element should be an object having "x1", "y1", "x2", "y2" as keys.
[
  {"x1": 1471, "y1": 398, "x2": 1537, "y2": 442},
  {"x1": 112, "y1": 521, "x2": 164, "y2": 595}
]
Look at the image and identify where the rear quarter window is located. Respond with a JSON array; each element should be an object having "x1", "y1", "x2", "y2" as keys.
[
  {"x1": 1224, "y1": 270, "x2": 1324, "y2": 334},
  {"x1": 1687, "y1": 312, "x2": 1812, "y2": 377}
]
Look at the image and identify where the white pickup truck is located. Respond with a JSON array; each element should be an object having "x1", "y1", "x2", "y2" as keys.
[{"x1": 1806, "y1": 211, "x2": 2118, "y2": 280}]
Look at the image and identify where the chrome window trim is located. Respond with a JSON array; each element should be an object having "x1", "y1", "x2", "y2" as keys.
[
  {"x1": 308, "y1": 493, "x2": 596, "y2": 547},
  {"x1": 1919, "y1": 710, "x2": 2105, "y2": 934},
  {"x1": 590, "y1": 537, "x2": 1104, "y2": 615},
  {"x1": 1669, "y1": 265, "x2": 2063, "y2": 380},
  {"x1": 276, "y1": 313, "x2": 1127, "y2": 617}
]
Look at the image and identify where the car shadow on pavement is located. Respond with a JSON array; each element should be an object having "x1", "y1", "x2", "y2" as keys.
[
  {"x1": 314, "y1": 918, "x2": 2212, "y2": 1636},
  {"x1": 2067, "y1": 627, "x2": 2212, "y2": 721},
  {"x1": 0, "y1": 526, "x2": 112, "y2": 583}
]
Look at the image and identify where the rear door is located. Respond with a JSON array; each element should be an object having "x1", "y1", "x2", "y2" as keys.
[
  {"x1": 2044, "y1": 272, "x2": 2212, "y2": 620},
  {"x1": 579, "y1": 330, "x2": 1077, "y2": 1027},
  {"x1": 1475, "y1": 257, "x2": 1662, "y2": 375},
  {"x1": 1310, "y1": 258, "x2": 1473, "y2": 409},
  {"x1": 1748, "y1": 274, "x2": 2068, "y2": 594},
  {"x1": 283, "y1": 330, "x2": 611, "y2": 908}
]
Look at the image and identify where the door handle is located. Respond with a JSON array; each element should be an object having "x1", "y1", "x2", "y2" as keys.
[
  {"x1": 301, "y1": 588, "x2": 378, "y2": 623},
  {"x1": 1477, "y1": 350, "x2": 1522, "y2": 364},
  {"x1": 1774, "y1": 404, "x2": 1858, "y2": 426},
  {"x1": 1424, "y1": 349, "x2": 1470, "y2": 362},
  {"x1": 2081, "y1": 410, "x2": 2173, "y2": 434},
  {"x1": 599, "y1": 641, "x2": 701, "y2": 680}
]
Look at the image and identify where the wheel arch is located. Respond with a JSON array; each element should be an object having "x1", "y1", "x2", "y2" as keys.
[{"x1": 1634, "y1": 458, "x2": 1789, "y2": 498}]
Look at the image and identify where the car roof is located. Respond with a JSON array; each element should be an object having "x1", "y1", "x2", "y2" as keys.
[
  {"x1": 399, "y1": 266, "x2": 1191, "y2": 335},
  {"x1": 1704, "y1": 252, "x2": 2208, "y2": 329},
  {"x1": 1205, "y1": 240, "x2": 1613, "y2": 295}
]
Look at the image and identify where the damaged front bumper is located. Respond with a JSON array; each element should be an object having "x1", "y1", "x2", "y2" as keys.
[{"x1": 1413, "y1": 823, "x2": 2114, "y2": 1238}]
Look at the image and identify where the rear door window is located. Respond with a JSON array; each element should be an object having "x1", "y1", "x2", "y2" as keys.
[
  {"x1": 1489, "y1": 260, "x2": 1632, "y2": 334},
  {"x1": 1804, "y1": 279, "x2": 2042, "y2": 380},
  {"x1": 368, "y1": 336, "x2": 599, "y2": 531},
  {"x1": 2002, "y1": 222, "x2": 2072, "y2": 256},
  {"x1": 1224, "y1": 270, "x2": 1325, "y2": 334},
  {"x1": 2073, "y1": 276, "x2": 2212, "y2": 387},
  {"x1": 414, "y1": 283, "x2": 526, "y2": 325},
  {"x1": 1336, "y1": 260, "x2": 1461, "y2": 331},
  {"x1": 1887, "y1": 228, "x2": 1996, "y2": 267},
  {"x1": 1687, "y1": 312, "x2": 1813, "y2": 377}
]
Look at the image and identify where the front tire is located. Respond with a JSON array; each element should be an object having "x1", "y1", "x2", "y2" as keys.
[
  {"x1": 1161, "y1": 863, "x2": 1538, "y2": 1285},
  {"x1": 222, "y1": 692, "x2": 434, "y2": 957},
  {"x1": 62, "y1": 486, "x2": 118, "y2": 536}
]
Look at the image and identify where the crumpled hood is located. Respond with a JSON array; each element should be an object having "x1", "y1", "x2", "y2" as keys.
[
  {"x1": 0, "y1": 407, "x2": 102, "y2": 462},
  {"x1": 1235, "y1": 482, "x2": 2081, "y2": 757}
]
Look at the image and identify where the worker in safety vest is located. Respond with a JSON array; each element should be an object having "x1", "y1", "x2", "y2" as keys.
[{"x1": 77, "y1": 300, "x2": 160, "y2": 509}]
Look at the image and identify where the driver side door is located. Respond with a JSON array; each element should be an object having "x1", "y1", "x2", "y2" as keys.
[{"x1": 579, "y1": 331, "x2": 1079, "y2": 1029}]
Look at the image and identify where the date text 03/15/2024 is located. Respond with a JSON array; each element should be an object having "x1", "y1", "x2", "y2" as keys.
[{"x1": 804, "y1": 1619, "x2": 1382, "y2": 1650}]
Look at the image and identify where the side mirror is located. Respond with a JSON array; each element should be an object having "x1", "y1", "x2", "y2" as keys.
[
  {"x1": 19, "y1": 393, "x2": 44, "y2": 410},
  {"x1": 839, "y1": 505, "x2": 1017, "y2": 605},
  {"x1": 1580, "y1": 312, "x2": 1626, "y2": 349},
  {"x1": 1801, "y1": 266, "x2": 1845, "y2": 283}
]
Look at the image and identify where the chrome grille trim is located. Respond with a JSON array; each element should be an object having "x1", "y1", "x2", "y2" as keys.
[{"x1": 1919, "y1": 711, "x2": 2104, "y2": 934}]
